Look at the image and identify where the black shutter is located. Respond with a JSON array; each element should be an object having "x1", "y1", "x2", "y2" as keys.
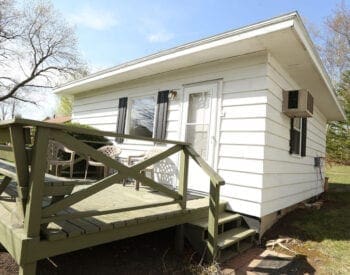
[
  {"x1": 116, "y1": 97, "x2": 128, "y2": 143},
  {"x1": 154, "y1": 90, "x2": 169, "y2": 140},
  {"x1": 301, "y1": 118, "x2": 307, "y2": 157}
]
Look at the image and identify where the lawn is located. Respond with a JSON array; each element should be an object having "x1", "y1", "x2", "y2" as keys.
[
  {"x1": 290, "y1": 191, "x2": 350, "y2": 274},
  {"x1": 262, "y1": 165, "x2": 350, "y2": 274},
  {"x1": 326, "y1": 164, "x2": 350, "y2": 185}
]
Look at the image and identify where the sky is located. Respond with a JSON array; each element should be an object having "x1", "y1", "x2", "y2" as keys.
[
  {"x1": 53, "y1": 0, "x2": 342, "y2": 71},
  {"x1": 22, "y1": 0, "x2": 344, "y2": 119}
]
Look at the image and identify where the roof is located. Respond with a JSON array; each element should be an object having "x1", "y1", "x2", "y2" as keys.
[
  {"x1": 54, "y1": 12, "x2": 345, "y2": 121},
  {"x1": 44, "y1": 116, "x2": 71, "y2": 124}
]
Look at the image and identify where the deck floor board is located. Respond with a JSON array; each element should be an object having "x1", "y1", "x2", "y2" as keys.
[{"x1": 0, "y1": 182, "x2": 210, "y2": 242}]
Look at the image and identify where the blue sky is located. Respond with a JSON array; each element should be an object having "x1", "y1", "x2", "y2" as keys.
[
  {"x1": 22, "y1": 0, "x2": 342, "y2": 119},
  {"x1": 54, "y1": 0, "x2": 342, "y2": 72}
]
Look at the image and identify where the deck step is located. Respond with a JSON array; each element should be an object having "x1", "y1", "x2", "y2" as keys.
[
  {"x1": 219, "y1": 241, "x2": 253, "y2": 262},
  {"x1": 216, "y1": 227, "x2": 256, "y2": 250},
  {"x1": 189, "y1": 212, "x2": 241, "y2": 229}
]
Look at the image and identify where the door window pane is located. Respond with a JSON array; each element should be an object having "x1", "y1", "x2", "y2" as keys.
[
  {"x1": 186, "y1": 91, "x2": 211, "y2": 160},
  {"x1": 186, "y1": 124, "x2": 208, "y2": 159},
  {"x1": 187, "y1": 92, "x2": 210, "y2": 123},
  {"x1": 129, "y1": 97, "x2": 155, "y2": 137}
]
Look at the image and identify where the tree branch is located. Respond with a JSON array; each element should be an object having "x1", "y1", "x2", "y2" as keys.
[
  {"x1": 11, "y1": 95, "x2": 37, "y2": 105},
  {"x1": 0, "y1": 1, "x2": 85, "y2": 105},
  {"x1": 23, "y1": 84, "x2": 53, "y2": 89}
]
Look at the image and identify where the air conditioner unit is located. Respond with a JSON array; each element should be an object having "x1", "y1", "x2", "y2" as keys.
[{"x1": 282, "y1": 89, "x2": 314, "y2": 117}]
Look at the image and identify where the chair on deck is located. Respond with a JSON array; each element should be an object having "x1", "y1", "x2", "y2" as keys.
[
  {"x1": 84, "y1": 145, "x2": 121, "y2": 179},
  {"x1": 47, "y1": 141, "x2": 76, "y2": 178},
  {"x1": 129, "y1": 148, "x2": 164, "y2": 190}
]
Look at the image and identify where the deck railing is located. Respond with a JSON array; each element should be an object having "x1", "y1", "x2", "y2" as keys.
[{"x1": 0, "y1": 118, "x2": 225, "y2": 260}]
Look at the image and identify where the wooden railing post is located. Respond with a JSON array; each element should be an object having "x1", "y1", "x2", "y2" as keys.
[
  {"x1": 18, "y1": 126, "x2": 49, "y2": 275},
  {"x1": 23, "y1": 127, "x2": 49, "y2": 238},
  {"x1": 207, "y1": 180, "x2": 220, "y2": 261},
  {"x1": 183, "y1": 145, "x2": 224, "y2": 261},
  {"x1": 9, "y1": 126, "x2": 30, "y2": 220},
  {"x1": 175, "y1": 146, "x2": 189, "y2": 254},
  {"x1": 178, "y1": 147, "x2": 189, "y2": 209}
]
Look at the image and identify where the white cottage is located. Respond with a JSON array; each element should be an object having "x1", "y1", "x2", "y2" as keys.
[{"x1": 55, "y1": 12, "x2": 345, "y2": 234}]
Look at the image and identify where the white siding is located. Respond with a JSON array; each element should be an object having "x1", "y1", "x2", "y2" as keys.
[
  {"x1": 218, "y1": 63, "x2": 269, "y2": 215},
  {"x1": 72, "y1": 51, "x2": 269, "y2": 217},
  {"x1": 70, "y1": 51, "x2": 328, "y2": 218},
  {"x1": 261, "y1": 54, "x2": 327, "y2": 216}
]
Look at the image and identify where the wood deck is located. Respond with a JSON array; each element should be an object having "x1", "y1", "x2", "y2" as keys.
[
  {"x1": 0, "y1": 118, "x2": 226, "y2": 274},
  {"x1": 0, "y1": 181, "x2": 223, "y2": 263},
  {"x1": 1, "y1": 182, "x2": 209, "y2": 240}
]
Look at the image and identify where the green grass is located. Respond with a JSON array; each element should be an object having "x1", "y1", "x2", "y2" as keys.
[
  {"x1": 326, "y1": 164, "x2": 350, "y2": 185},
  {"x1": 289, "y1": 169, "x2": 350, "y2": 274}
]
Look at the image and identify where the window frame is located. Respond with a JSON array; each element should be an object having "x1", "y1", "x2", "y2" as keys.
[{"x1": 125, "y1": 94, "x2": 157, "y2": 138}]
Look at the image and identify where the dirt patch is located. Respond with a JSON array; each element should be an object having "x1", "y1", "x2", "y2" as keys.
[
  {"x1": 221, "y1": 247, "x2": 265, "y2": 273},
  {"x1": 260, "y1": 195, "x2": 349, "y2": 274},
  {"x1": 262, "y1": 209, "x2": 312, "y2": 242},
  {"x1": 0, "y1": 249, "x2": 18, "y2": 275},
  {"x1": 221, "y1": 247, "x2": 316, "y2": 274}
]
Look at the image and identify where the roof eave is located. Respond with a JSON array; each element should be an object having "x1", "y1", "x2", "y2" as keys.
[{"x1": 54, "y1": 12, "x2": 298, "y2": 95}]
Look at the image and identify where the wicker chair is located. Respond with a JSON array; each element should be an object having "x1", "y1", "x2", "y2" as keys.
[
  {"x1": 47, "y1": 141, "x2": 76, "y2": 178},
  {"x1": 84, "y1": 145, "x2": 121, "y2": 179}
]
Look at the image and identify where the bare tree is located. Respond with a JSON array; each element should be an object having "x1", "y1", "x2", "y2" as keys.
[
  {"x1": 0, "y1": 0, "x2": 85, "y2": 105},
  {"x1": 0, "y1": 99, "x2": 16, "y2": 120},
  {"x1": 0, "y1": 0, "x2": 19, "y2": 45},
  {"x1": 311, "y1": 1, "x2": 350, "y2": 163},
  {"x1": 313, "y1": 1, "x2": 350, "y2": 81}
]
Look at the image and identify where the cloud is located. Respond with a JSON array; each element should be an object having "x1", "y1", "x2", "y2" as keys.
[
  {"x1": 69, "y1": 6, "x2": 118, "y2": 31},
  {"x1": 139, "y1": 17, "x2": 174, "y2": 43},
  {"x1": 147, "y1": 31, "x2": 174, "y2": 43}
]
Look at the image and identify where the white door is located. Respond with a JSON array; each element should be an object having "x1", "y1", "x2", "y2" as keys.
[{"x1": 181, "y1": 82, "x2": 218, "y2": 193}]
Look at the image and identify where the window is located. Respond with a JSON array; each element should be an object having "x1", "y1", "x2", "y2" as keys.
[
  {"x1": 290, "y1": 117, "x2": 307, "y2": 156},
  {"x1": 290, "y1": 118, "x2": 301, "y2": 155},
  {"x1": 128, "y1": 96, "x2": 156, "y2": 137}
]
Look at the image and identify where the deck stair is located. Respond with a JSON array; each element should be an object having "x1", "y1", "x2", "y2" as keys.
[{"x1": 185, "y1": 209, "x2": 256, "y2": 261}]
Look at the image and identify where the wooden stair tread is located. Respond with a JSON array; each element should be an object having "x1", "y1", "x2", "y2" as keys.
[
  {"x1": 219, "y1": 241, "x2": 253, "y2": 261},
  {"x1": 216, "y1": 227, "x2": 256, "y2": 249},
  {"x1": 189, "y1": 212, "x2": 241, "y2": 228}
]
